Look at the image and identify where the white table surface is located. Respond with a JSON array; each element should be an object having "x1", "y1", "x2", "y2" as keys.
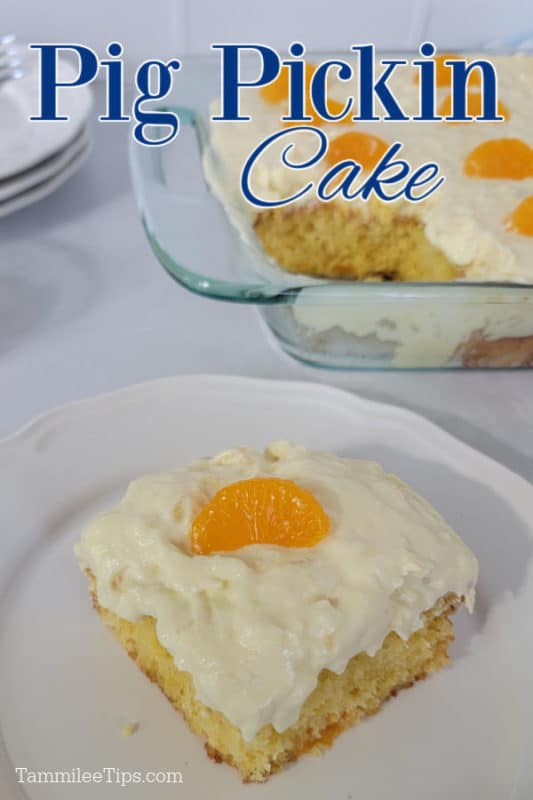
[{"x1": 1, "y1": 85, "x2": 531, "y2": 483}]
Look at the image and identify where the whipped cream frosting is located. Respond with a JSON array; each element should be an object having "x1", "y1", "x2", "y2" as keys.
[
  {"x1": 205, "y1": 54, "x2": 533, "y2": 284},
  {"x1": 76, "y1": 442, "x2": 478, "y2": 740},
  {"x1": 292, "y1": 289, "x2": 533, "y2": 367}
]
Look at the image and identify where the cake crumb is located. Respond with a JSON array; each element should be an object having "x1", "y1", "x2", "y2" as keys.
[
  {"x1": 121, "y1": 722, "x2": 139, "y2": 737},
  {"x1": 308, "y1": 743, "x2": 326, "y2": 758}
]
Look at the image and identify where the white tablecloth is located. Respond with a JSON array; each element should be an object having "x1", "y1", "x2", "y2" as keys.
[{"x1": 1, "y1": 89, "x2": 531, "y2": 484}]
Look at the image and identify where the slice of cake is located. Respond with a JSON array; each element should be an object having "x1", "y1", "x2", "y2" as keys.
[{"x1": 75, "y1": 442, "x2": 478, "y2": 782}]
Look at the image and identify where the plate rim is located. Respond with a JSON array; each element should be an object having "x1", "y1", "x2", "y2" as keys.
[
  {"x1": 0, "y1": 373, "x2": 531, "y2": 499},
  {"x1": 0, "y1": 139, "x2": 91, "y2": 218},
  {"x1": 0, "y1": 373, "x2": 532, "y2": 799},
  {"x1": 0, "y1": 57, "x2": 92, "y2": 182},
  {"x1": 0, "y1": 125, "x2": 90, "y2": 203}
]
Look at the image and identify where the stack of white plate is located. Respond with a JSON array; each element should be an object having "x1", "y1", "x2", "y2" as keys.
[{"x1": 0, "y1": 54, "x2": 92, "y2": 217}]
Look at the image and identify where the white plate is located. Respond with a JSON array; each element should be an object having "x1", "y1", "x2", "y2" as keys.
[
  {"x1": 0, "y1": 137, "x2": 90, "y2": 218},
  {"x1": 0, "y1": 54, "x2": 92, "y2": 181},
  {"x1": 0, "y1": 375, "x2": 531, "y2": 800},
  {"x1": 0, "y1": 126, "x2": 90, "y2": 203}
]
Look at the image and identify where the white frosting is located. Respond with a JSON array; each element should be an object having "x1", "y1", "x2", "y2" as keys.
[
  {"x1": 205, "y1": 54, "x2": 533, "y2": 284},
  {"x1": 76, "y1": 443, "x2": 477, "y2": 740},
  {"x1": 292, "y1": 288, "x2": 533, "y2": 366}
]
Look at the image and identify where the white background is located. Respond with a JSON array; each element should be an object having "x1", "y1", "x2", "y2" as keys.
[{"x1": 5, "y1": 0, "x2": 533, "y2": 61}]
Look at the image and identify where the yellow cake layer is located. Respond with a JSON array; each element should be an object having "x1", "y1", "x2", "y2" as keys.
[
  {"x1": 253, "y1": 202, "x2": 460, "y2": 281},
  {"x1": 87, "y1": 571, "x2": 459, "y2": 783}
]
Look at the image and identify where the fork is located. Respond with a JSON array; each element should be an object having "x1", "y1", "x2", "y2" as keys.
[{"x1": 0, "y1": 34, "x2": 25, "y2": 85}]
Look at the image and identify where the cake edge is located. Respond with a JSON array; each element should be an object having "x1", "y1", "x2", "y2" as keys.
[{"x1": 84, "y1": 569, "x2": 462, "y2": 782}]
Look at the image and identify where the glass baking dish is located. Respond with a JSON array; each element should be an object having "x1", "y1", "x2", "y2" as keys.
[{"x1": 129, "y1": 55, "x2": 533, "y2": 370}]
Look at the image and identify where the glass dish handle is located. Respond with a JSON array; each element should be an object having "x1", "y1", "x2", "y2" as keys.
[{"x1": 128, "y1": 105, "x2": 294, "y2": 304}]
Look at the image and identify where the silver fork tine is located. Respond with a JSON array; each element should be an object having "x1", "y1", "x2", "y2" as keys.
[
  {"x1": 0, "y1": 67, "x2": 24, "y2": 81},
  {"x1": 0, "y1": 34, "x2": 26, "y2": 84},
  {"x1": 0, "y1": 54, "x2": 23, "y2": 67}
]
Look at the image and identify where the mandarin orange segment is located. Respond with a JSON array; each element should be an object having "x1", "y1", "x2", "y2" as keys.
[
  {"x1": 261, "y1": 62, "x2": 316, "y2": 104},
  {"x1": 438, "y1": 91, "x2": 510, "y2": 122},
  {"x1": 504, "y1": 195, "x2": 533, "y2": 236},
  {"x1": 260, "y1": 68, "x2": 289, "y2": 104},
  {"x1": 325, "y1": 130, "x2": 389, "y2": 170},
  {"x1": 415, "y1": 53, "x2": 481, "y2": 88},
  {"x1": 464, "y1": 138, "x2": 533, "y2": 179},
  {"x1": 190, "y1": 477, "x2": 330, "y2": 555},
  {"x1": 283, "y1": 97, "x2": 352, "y2": 128}
]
